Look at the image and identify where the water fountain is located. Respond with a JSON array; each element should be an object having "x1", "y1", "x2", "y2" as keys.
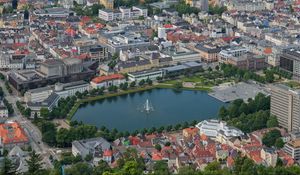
[{"x1": 140, "y1": 99, "x2": 154, "y2": 113}]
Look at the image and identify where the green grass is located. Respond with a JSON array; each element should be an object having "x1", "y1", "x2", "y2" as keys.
[
  {"x1": 182, "y1": 76, "x2": 204, "y2": 83},
  {"x1": 285, "y1": 81, "x2": 300, "y2": 88}
]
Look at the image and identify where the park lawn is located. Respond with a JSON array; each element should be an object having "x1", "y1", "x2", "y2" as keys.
[
  {"x1": 163, "y1": 79, "x2": 180, "y2": 85},
  {"x1": 285, "y1": 81, "x2": 300, "y2": 88},
  {"x1": 181, "y1": 75, "x2": 204, "y2": 83}
]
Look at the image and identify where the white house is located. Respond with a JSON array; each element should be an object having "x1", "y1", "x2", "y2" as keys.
[
  {"x1": 90, "y1": 74, "x2": 125, "y2": 89},
  {"x1": 195, "y1": 119, "x2": 244, "y2": 138}
]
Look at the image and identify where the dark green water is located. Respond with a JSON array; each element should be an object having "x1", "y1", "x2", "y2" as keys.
[{"x1": 72, "y1": 88, "x2": 225, "y2": 131}]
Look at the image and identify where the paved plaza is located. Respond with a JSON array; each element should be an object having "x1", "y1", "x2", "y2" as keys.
[{"x1": 209, "y1": 81, "x2": 270, "y2": 103}]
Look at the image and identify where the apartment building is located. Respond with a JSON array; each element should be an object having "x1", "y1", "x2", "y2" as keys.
[
  {"x1": 283, "y1": 139, "x2": 300, "y2": 161},
  {"x1": 270, "y1": 84, "x2": 300, "y2": 132},
  {"x1": 99, "y1": 6, "x2": 147, "y2": 21}
]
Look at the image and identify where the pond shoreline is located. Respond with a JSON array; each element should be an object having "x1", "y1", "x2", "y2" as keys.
[{"x1": 66, "y1": 84, "x2": 212, "y2": 122}]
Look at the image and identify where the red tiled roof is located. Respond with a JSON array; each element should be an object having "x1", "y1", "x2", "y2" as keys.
[
  {"x1": 227, "y1": 156, "x2": 234, "y2": 167},
  {"x1": 129, "y1": 136, "x2": 140, "y2": 145},
  {"x1": 164, "y1": 24, "x2": 173, "y2": 28},
  {"x1": 264, "y1": 48, "x2": 272, "y2": 54},
  {"x1": 152, "y1": 151, "x2": 162, "y2": 161},
  {"x1": 91, "y1": 74, "x2": 125, "y2": 84},
  {"x1": 0, "y1": 122, "x2": 28, "y2": 145},
  {"x1": 103, "y1": 149, "x2": 113, "y2": 157}
]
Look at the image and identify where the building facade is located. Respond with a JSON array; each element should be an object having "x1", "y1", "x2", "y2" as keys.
[
  {"x1": 270, "y1": 84, "x2": 300, "y2": 132},
  {"x1": 279, "y1": 50, "x2": 300, "y2": 81},
  {"x1": 283, "y1": 139, "x2": 300, "y2": 161},
  {"x1": 90, "y1": 74, "x2": 125, "y2": 89},
  {"x1": 99, "y1": 6, "x2": 147, "y2": 21}
]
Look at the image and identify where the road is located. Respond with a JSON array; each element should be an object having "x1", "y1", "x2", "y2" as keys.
[{"x1": 0, "y1": 76, "x2": 55, "y2": 169}]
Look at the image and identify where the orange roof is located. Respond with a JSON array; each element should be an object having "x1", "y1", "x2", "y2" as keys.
[
  {"x1": 0, "y1": 122, "x2": 28, "y2": 145},
  {"x1": 65, "y1": 28, "x2": 76, "y2": 36},
  {"x1": 91, "y1": 74, "x2": 125, "y2": 84},
  {"x1": 227, "y1": 156, "x2": 234, "y2": 167},
  {"x1": 103, "y1": 149, "x2": 113, "y2": 157},
  {"x1": 200, "y1": 133, "x2": 208, "y2": 141},
  {"x1": 264, "y1": 48, "x2": 272, "y2": 54},
  {"x1": 183, "y1": 127, "x2": 198, "y2": 135},
  {"x1": 81, "y1": 16, "x2": 92, "y2": 23},
  {"x1": 164, "y1": 24, "x2": 173, "y2": 28},
  {"x1": 152, "y1": 151, "x2": 162, "y2": 161}
]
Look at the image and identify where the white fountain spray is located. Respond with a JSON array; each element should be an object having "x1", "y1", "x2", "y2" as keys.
[{"x1": 143, "y1": 99, "x2": 154, "y2": 113}]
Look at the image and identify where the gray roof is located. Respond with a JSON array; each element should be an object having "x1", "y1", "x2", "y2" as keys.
[
  {"x1": 72, "y1": 137, "x2": 111, "y2": 155},
  {"x1": 195, "y1": 44, "x2": 221, "y2": 53}
]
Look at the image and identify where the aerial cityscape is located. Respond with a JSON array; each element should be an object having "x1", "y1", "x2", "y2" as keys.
[{"x1": 1, "y1": 0, "x2": 300, "y2": 175}]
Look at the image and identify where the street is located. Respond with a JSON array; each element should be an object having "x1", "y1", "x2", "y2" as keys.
[{"x1": 0, "y1": 74, "x2": 55, "y2": 169}]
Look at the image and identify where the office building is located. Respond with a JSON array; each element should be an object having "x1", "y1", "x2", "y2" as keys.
[
  {"x1": 279, "y1": 50, "x2": 300, "y2": 80},
  {"x1": 270, "y1": 84, "x2": 300, "y2": 132},
  {"x1": 128, "y1": 69, "x2": 163, "y2": 82},
  {"x1": 99, "y1": 6, "x2": 148, "y2": 21},
  {"x1": 24, "y1": 81, "x2": 90, "y2": 103}
]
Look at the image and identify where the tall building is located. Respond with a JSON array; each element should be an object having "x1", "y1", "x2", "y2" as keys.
[
  {"x1": 100, "y1": 0, "x2": 114, "y2": 9},
  {"x1": 280, "y1": 49, "x2": 300, "y2": 81},
  {"x1": 270, "y1": 84, "x2": 300, "y2": 132}
]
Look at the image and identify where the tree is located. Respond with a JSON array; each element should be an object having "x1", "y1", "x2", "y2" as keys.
[
  {"x1": 40, "y1": 108, "x2": 50, "y2": 120},
  {"x1": 139, "y1": 79, "x2": 145, "y2": 86},
  {"x1": 173, "y1": 82, "x2": 183, "y2": 90},
  {"x1": 84, "y1": 154, "x2": 93, "y2": 162},
  {"x1": 93, "y1": 160, "x2": 111, "y2": 175},
  {"x1": 26, "y1": 151, "x2": 43, "y2": 175},
  {"x1": 262, "y1": 129, "x2": 282, "y2": 147},
  {"x1": 24, "y1": 108, "x2": 31, "y2": 118},
  {"x1": 153, "y1": 161, "x2": 170, "y2": 175},
  {"x1": 178, "y1": 166, "x2": 196, "y2": 175},
  {"x1": 130, "y1": 81, "x2": 136, "y2": 88},
  {"x1": 75, "y1": 91, "x2": 83, "y2": 99},
  {"x1": 267, "y1": 116, "x2": 278, "y2": 128},
  {"x1": 1, "y1": 156, "x2": 17, "y2": 175},
  {"x1": 275, "y1": 138, "x2": 285, "y2": 148},
  {"x1": 265, "y1": 71, "x2": 275, "y2": 83},
  {"x1": 218, "y1": 106, "x2": 227, "y2": 119},
  {"x1": 146, "y1": 78, "x2": 153, "y2": 85},
  {"x1": 121, "y1": 161, "x2": 143, "y2": 175},
  {"x1": 65, "y1": 162, "x2": 93, "y2": 175},
  {"x1": 42, "y1": 131, "x2": 57, "y2": 146},
  {"x1": 155, "y1": 144, "x2": 162, "y2": 151},
  {"x1": 204, "y1": 161, "x2": 221, "y2": 171}
]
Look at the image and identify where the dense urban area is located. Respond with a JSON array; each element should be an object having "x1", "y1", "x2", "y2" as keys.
[{"x1": 1, "y1": 0, "x2": 300, "y2": 175}]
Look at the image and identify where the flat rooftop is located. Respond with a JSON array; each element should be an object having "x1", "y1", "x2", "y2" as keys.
[
  {"x1": 287, "y1": 139, "x2": 300, "y2": 148},
  {"x1": 209, "y1": 82, "x2": 269, "y2": 103}
]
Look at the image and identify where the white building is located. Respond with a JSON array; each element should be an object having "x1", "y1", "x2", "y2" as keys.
[
  {"x1": 90, "y1": 74, "x2": 126, "y2": 89},
  {"x1": 0, "y1": 105, "x2": 8, "y2": 118},
  {"x1": 283, "y1": 139, "x2": 300, "y2": 161},
  {"x1": 218, "y1": 47, "x2": 248, "y2": 63},
  {"x1": 195, "y1": 119, "x2": 244, "y2": 138},
  {"x1": 128, "y1": 70, "x2": 163, "y2": 82},
  {"x1": 24, "y1": 81, "x2": 90, "y2": 103},
  {"x1": 99, "y1": 6, "x2": 147, "y2": 21}
]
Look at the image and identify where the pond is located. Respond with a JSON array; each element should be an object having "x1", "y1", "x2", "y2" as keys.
[{"x1": 72, "y1": 88, "x2": 226, "y2": 132}]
